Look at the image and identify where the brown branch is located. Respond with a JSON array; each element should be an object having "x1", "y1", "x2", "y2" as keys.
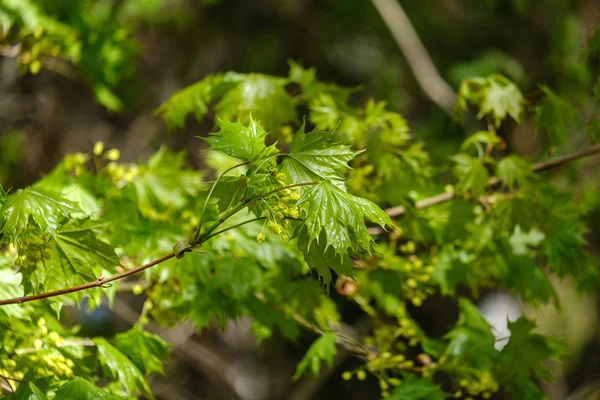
[
  {"x1": 0, "y1": 253, "x2": 175, "y2": 307},
  {"x1": 368, "y1": 144, "x2": 600, "y2": 234},
  {"x1": 370, "y1": 0, "x2": 456, "y2": 114}
]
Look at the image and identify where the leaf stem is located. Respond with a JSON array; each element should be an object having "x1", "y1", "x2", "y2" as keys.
[
  {"x1": 200, "y1": 217, "x2": 266, "y2": 242},
  {"x1": 197, "y1": 161, "x2": 250, "y2": 238},
  {"x1": 195, "y1": 181, "x2": 316, "y2": 244}
]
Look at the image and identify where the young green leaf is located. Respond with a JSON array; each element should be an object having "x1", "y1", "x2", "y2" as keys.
[
  {"x1": 53, "y1": 377, "x2": 120, "y2": 400},
  {"x1": 298, "y1": 180, "x2": 392, "y2": 260},
  {"x1": 114, "y1": 328, "x2": 170, "y2": 375},
  {"x1": 496, "y1": 155, "x2": 533, "y2": 190},
  {"x1": 478, "y1": 76, "x2": 524, "y2": 127},
  {"x1": 215, "y1": 74, "x2": 297, "y2": 133},
  {"x1": 450, "y1": 154, "x2": 490, "y2": 197},
  {"x1": 443, "y1": 298, "x2": 498, "y2": 369},
  {"x1": 587, "y1": 112, "x2": 600, "y2": 143},
  {"x1": 94, "y1": 337, "x2": 153, "y2": 399},
  {"x1": 0, "y1": 187, "x2": 77, "y2": 239},
  {"x1": 535, "y1": 86, "x2": 577, "y2": 146},
  {"x1": 293, "y1": 332, "x2": 337, "y2": 380},
  {"x1": 499, "y1": 317, "x2": 562, "y2": 380},
  {"x1": 132, "y1": 147, "x2": 203, "y2": 216},
  {"x1": 204, "y1": 117, "x2": 278, "y2": 163},
  {"x1": 388, "y1": 373, "x2": 446, "y2": 400},
  {"x1": 281, "y1": 124, "x2": 361, "y2": 190},
  {"x1": 155, "y1": 72, "x2": 245, "y2": 130},
  {"x1": 9, "y1": 381, "x2": 48, "y2": 400},
  {"x1": 455, "y1": 75, "x2": 524, "y2": 127}
]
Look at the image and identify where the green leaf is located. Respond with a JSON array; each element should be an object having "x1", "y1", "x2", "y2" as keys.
[
  {"x1": 450, "y1": 154, "x2": 490, "y2": 197},
  {"x1": 0, "y1": 266, "x2": 29, "y2": 323},
  {"x1": 212, "y1": 175, "x2": 247, "y2": 211},
  {"x1": 205, "y1": 117, "x2": 278, "y2": 163},
  {"x1": 432, "y1": 248, "x2": 474, "y2": 296},
  {"x1": 114, "y1": 328, "x2": 169, "y2": 375},
  {"x1": 499, "y1": 317, "x2": 562, "y2": 380},
  {"x1": 21, "y1": 218, "x2": 120, "y2": 302},
  {"x1": 246, "y1": 296, "x2": 301, "y2": 342},
  {"x1": 94, "y1": 337, "x2": 153, "y2": 399},
  {"x1": 587, "y1": 112, "x2": 600, "y2": 143},
  {"x1": 53, "y1": 377, "x2": 120, "y2": 400},
  {"x1": 293, "y1": 332, "x2": 337, "y2": 380},
  {"x1": 281, "y1": 123, "x2": 361, "y2": 190},
  {"x1": 389, "y1": 374, "x2": 446, "y2": 400},
  {"x1": 534, "y1": 86, "x2": 577, "y2": 146},
  {"x1": 132, "y1": 147, "x2": 203, "y2": 216},
  {"x1": 7, "y1": 382, "x2": 47, "y2": 400},
  {"x1": 455, "y1": 75, "x2": 523, "y2": 127},
  {"x1": 494, "y1": 237, "x2": 557, "y2": 305},
  {"x1": 0, "y1": 187, "x2": 77, "y2": 239},
  {"x1": 443, "y1": 298, "x2": 498, "y2": 369},
  {"x1": 297, "y1": 231, "x2": 354, "y2": 285},
  {"x1": 155, "y1": 72, "x2": 245, "y2": 130},
  {"x1": 478, "y1": 75, "x2": 524, "y2": 127},
  {"x1": 212, "y1": 257, "x2": 263, "y2": 299},
  {"x1": 298, "y1": 180, "x2": 392, "y2": 260},
  {"x1": 540, "y1": 220, "x2": 593, "y2": 278},
  {"x1": 460, "y1": 131, "x2": 501, "y2": 153},
  {"x1": 215, "y1": 73, "x2": 297, "y2": 133},
  {"x1": 496, "y1": 155, "x2": 533, "y2": 190}
]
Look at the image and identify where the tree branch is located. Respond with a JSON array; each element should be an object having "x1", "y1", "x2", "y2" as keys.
[
  {"x1": 371, "y1": 144, "x2": 600, "y2": 231},
  {"x1": 0, "y1": 253, "x2": 176, "y2": 307},
  {"x1": 370, "y1": 0, "x2": 456, "y2": 114}
]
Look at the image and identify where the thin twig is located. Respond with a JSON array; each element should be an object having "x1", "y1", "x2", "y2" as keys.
[
  {"x1": 370, "y1": 0, "x2": 456, "y2": 113},
  {"x1": 196, "y1": 181, "x2": 317, "y2": 244},
  {"x1": 0, "y1": 253, "x2": 175, "y2": 307},
  {"x1": 379, "y1": 144, "x2": 600, "y2": 220}
]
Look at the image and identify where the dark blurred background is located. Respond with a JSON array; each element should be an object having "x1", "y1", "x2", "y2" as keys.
[{"x1": 1, "y1": 0, "x2": 600, "y2": 399}]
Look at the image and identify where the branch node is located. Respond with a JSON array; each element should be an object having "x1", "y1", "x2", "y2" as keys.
[{"x1": 173, "y1": 240, "x2": 191, "y2": 259}]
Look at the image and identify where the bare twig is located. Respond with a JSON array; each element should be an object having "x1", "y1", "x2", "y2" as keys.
[
  {"x1": 370, "y1": 0, "x2": 456, "y2": 113},
  {"x1": 0, "y1": 253, "x2": 176, "y2": 307},
  {"x1": 380, "y1": 143, "x2": 600, "y2": 220}
]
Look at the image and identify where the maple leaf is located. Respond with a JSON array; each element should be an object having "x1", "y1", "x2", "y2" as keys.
[
  {"x1": 94, "y1": 338, "x2": 153, "y2": 399},
  {"x1": 450, "y1": 154, "x2": 490, "y2": 197},
  {"x1": 132, "y1": 147, "x2": 203, "y2": 216},
  {"x1": 114, "y1": 328, "x2": 170, "y2": 375},
  {"x1": 293, "y1": 332, "x2": 337, "y2": 380},
  {"x1": 478, "y1": 75, "x2": 524, "y2": 127},
  {"x1": 18, "y1": 218, "x2": 119, "y2": 309},
  {"x1": 0, "y1": 186, "x2": 78, "y2": 239},
  {"x1": 281, "y1": 123, "x2": 361, "y2": 190},
  {"x1": 535, "y1": 86, "x2": 577, "y2": 146},
  {"x1": 455, "y1": 75, "x2": 523, "y2": 127},
  {"x1": 443, "y1": 299, "x2": 498, "y2": 369},
  {"x1": 498, "y1": 317, "x2": 562, "y2": 380},
  {"x1": 389, "y1": 373, "x2": 446, "y2": 400},
  {"x1": 10, "y1": 381, "x2": 48, "y2": 399},
  {"x1": 587, "y1": 112, "x2": 600, "y2": 143},
  {"x1": 215, "y1": 73, "x2": 297, "y2": 133},
  {"x1": 155, "y1": 72, "x2": 245, "y2": 130},
  {"x1": 53, "y1": 378, "x2": 120, "y2": 400},
  {"x1": 496, "y1": 155, "x2": 533, "y2": 190},
  {"x1": 298, "y1": 180, "x2": 393, "y2": 260},
  {"x1": 204, "y1": 117, "x2": 278, "y2": 163}
]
